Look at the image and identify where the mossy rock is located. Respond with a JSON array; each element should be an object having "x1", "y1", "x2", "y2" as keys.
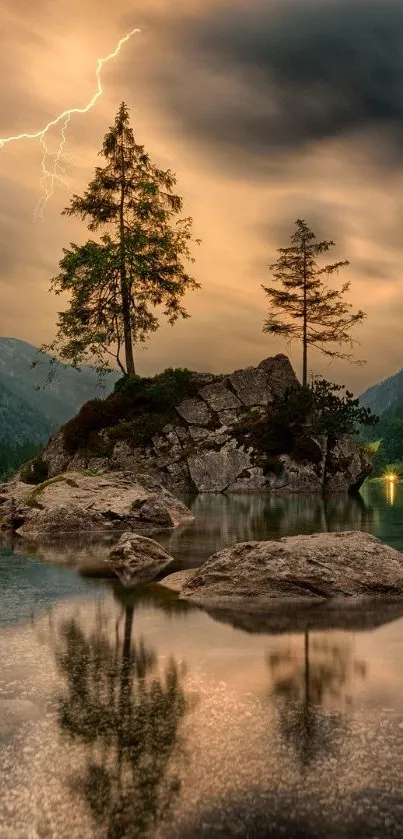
[
  {"x1": 24, "y1": 474, "x2": 69, "y2": 507},
  {"x1": 20, "y1": 456, "x2": 49, "y2": 485}
]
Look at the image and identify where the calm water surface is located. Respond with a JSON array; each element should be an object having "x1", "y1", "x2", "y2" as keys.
[{"x1": 2, "y1": 482, "x2": 403, "y2": 838}]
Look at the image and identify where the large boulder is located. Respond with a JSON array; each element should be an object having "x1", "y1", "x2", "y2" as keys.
[
  {"x1": 0, "y1": 471, "x2": 194, "y2": 538},
  {"x1": 162, "y1": 532, "x2": 403, "y2": 604},
  {"x1": 107, "y1": 532, "x2": 174, "y2": 587}
]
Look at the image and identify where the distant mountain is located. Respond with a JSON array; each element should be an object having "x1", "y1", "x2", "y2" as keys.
[
  {"x1": 359, "y1": 368, "x2": 403, "y2": 416},
  {"x1": 0, "y1": 338, "x2": 120, "y2": 444},
  {"x1": 0, "y1": 379, "x2": 53, "y2": 444}
]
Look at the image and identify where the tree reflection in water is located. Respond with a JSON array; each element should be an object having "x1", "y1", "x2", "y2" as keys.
[
  {"x1": 267, "y1": 632, "x2": 367, "y2": 769},
  {"x1": 54, "y1": 601, "x2": 190, "y2": 838}
]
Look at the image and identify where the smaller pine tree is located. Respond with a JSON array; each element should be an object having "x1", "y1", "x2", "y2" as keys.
[{"x1": 262, "y1": 219, "x2": 365, "y2": 386}]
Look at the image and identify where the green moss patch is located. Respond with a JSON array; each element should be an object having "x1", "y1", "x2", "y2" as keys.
[{"x1": 24, "y1": 474, "x2": 70, "y2": 507}]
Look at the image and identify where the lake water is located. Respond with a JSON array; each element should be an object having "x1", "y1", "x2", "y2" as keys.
[{"x1": 2, "y1": 481, "x2": 403, "y2": 837}]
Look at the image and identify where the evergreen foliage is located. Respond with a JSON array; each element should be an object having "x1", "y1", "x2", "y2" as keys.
[
  {"x1": 262, "y1": 219, "x2": 365, "y2": 385},
  {"x1": 43, "y1": 102, "x2": 200, "y2": 376},
  {"x1": 63, "y1": 367, "x2": 200, "y2": 455},
  {"x1": 235, "y1": 380, "x2": 378, "y2": 467},
  {"x1": 280, "y1": 379, "x2": 379, "y2": 439}
]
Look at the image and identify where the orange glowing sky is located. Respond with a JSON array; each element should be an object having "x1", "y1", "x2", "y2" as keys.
[{"x1": 1, "y1": 0, "x2": 403, "y2": 392}]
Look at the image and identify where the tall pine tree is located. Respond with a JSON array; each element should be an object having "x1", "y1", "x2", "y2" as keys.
[
  {"x1": 45, "y1": 103, "x2": 200, "y2": 376},
  {"x1": 262, "y1": 219, "x2": 365, "y2": 386}
]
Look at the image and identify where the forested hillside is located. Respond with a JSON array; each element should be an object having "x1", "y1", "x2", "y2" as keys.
[
  {"x1": 359, "y1": 368, "x2": 403, "y2": 416},
  {"x1": 361, "y1": 398, "x2": 403, "y2": 476},
  {"x1": 0, "y1": 441, "x2": 40, "y2": 481},
  {"x1": 0, "y1": 338, "x2": 119, "y2": 428},
  {"x1": 0, "y1": 379, "x2": 53, "y2": 445},
  {"x1": 0, "y1": 338, "x2": 119, "y2": 479},
  {"x1": 358, "y1": 366, "x2": 403, "y2": 476}
]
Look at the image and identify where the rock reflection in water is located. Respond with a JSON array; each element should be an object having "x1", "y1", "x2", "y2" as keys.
[
  {"x1": 267, "y1": 632, "x2": 367, "y2": 768},
  {"x1": 53, "y1": 597, "x2": 190, "y2": 838},
  {"x1": 162, "y1": 492, "x2": 374, "y2": 567}
]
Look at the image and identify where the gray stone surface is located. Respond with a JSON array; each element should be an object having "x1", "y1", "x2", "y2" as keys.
[
  {"x1": 175, "y1": 426, "x2": 189, "y2": 443},
  {"x1": 107, "y1": 531, "x2": 174, "y2": 587},
  {"x1": 162, "y1": 532, "x2": 403, "y2": 603},
  {"x1": 188, "y1": 426, "x2": 210, "y2": 442},
  {"x1": 226, "y1": 467, "x2": 267, "y2": 492},
  {"x1": 176, "y1": 398, "x2": 212, "y2": 425},
  {"x1": 0, "y1": 471, "x2": 194, "y2": 537},
  {"x1": 266, "y1": 455, "x2": 323, "y2": 493},
  {"x1": 152, "y1": 431, "x2": 183, "y2": 468},
  {"x1": 198, "y1": 381, "x2": 242, "y2": 412},
  {"x1": 217, "y1": 409, "x2": 239, "y2": 427},
  {"x1": 109, "y1": 441, "x2": 154, "y2": 476},
  {"x1": 158, "y1": 569, "x2": 196, "y2": 592},
  {"x1": 187, "y1": 448, "x2": 252, "y2": 492},
  {"x1": 229, "y1": 366, "x2": 273, "y2": 406},
  {"x1": 325, "y1": 435, "x2": 371, "y2": 493},
  {"x1": 42, "y1": 430, "x2": 70, "y2": 478},
  {"x1": 258, "y1": 354, "x2": 298, "y2": 398}
]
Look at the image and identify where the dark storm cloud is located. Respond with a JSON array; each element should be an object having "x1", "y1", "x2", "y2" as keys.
[
  {"x1": 155, "y1": 0, "x2": 403, "y2": 166},
  {"x1": 257, "y1": 195, "x2": 351, "y2": 246}
]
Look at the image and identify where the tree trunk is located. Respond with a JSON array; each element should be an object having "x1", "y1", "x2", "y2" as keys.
[
  {"x1": 304, "y1": 630, "x2": 310, "y2": 707},
  {"x1": 122, "y1": 604, "x2": 134, "y2": 673},
  {"x1": 117, "y1": 604, "x2": 134, "y2": 781},
  {"x1": 302, "y1": 248, "x2": 308, "y2": 387},
  {"x1": 302, "y1": 330, "x2": 308, "y2": 387},
  {"x1": 119, "y1": 137, "x2": 136, "y2": 376}
]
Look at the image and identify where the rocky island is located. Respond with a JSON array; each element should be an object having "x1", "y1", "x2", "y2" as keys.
[{"x1": 11, "y1": 355, "x2": 371, "y2": 503}]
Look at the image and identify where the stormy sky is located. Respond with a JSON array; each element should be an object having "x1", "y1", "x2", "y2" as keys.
[{"x1": 1, "y1": 0, "x2": 403, "y2": 391}]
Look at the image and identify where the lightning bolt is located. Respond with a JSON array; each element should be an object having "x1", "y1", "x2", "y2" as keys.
[{"x1": 0, "y1": 28, "x2": 141, "y2": 219}]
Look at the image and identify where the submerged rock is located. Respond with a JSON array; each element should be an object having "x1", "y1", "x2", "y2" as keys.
[
  {"x1": 161, "y1": 531, "x2": 403, "y2": 604},
  {"x1": 0, "y1": 471, "x2": 194, "y2": 538},
  {"x1": 107, "y1": 532, "x2": 174, "y2": 587}
]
